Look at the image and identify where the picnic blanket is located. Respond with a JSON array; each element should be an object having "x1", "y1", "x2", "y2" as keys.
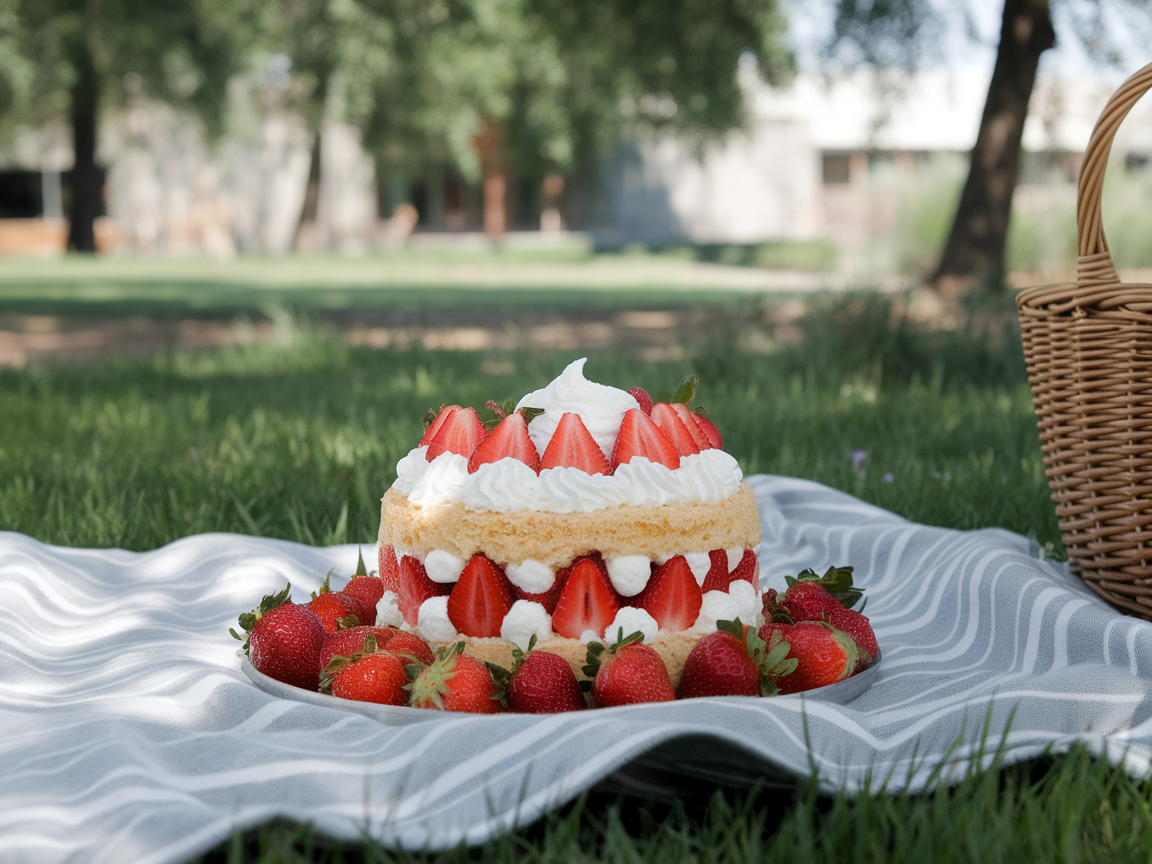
[{"x1": 5, "y1": 473, "x2": 1152, "y2": 864}]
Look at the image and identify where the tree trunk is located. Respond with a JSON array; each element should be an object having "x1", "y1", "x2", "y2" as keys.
[
  {"x1": 294, "y1": 126, "x2": 323, "y2": 252},
  {"x1": 67, "y1": 35, "x2": 99, "y2": 253},
  {"x1": 931, "y1": 0, "x2": 1055, "y2": 295},
  {"x1": 472, "y1": 118, "x2": 507, "y2": 238}
]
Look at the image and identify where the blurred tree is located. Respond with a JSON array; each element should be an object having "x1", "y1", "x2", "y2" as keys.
[
  {"x1": 830, "y1": 0, "x2": 1149, "y2": 294},
  {"x1": 9, "y1": 0, "x2": 254, "y2": 251},
  {"x1": 277, "y1": 0, "x2": 794, "y2": 238}
]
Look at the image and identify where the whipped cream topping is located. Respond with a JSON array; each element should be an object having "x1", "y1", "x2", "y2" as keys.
[
  {"x1": 501, "y1": 600, "x2": 553, "y2": 650},
  {"x1": 692, "y1": 590, "x2": 741, "y2": 632},
  {"x1": 606, "y1": 607, "x2": 659, "y2": 644},
  {"x1": 414, "y1": 595, "x2": 458, "y2": 643},
  {"x1": 505, "y1": 559, "x2": 555, "y2": 594},
  {"x1": 425, "y1": 550, "x2": 465, "y2": 584},
  {"x1": 516, "y1": 358, "x2": 640, "y2": 459},
  {"x1": 605, "y1": 555, "x2": 653, "y2": 597},
  {"x1": 392, "y1": 447, "x2": 741, "y2": 512}
]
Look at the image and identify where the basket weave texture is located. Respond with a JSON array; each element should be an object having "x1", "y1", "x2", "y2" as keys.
[{"x1": 1017, "y1": 62, "x2": 1152, "y2": 619}]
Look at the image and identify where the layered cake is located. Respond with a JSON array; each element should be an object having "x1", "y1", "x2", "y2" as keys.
[{"x1": 375, "y1": 359, "x2": 762, "y2": 688}]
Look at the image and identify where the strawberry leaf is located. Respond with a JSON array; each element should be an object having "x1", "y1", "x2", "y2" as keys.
[
  {"x1": 311, "y1": 570, "x2": 333, "y2": 600},
  {"x1": 421, "y1": 406, "x2": 445, "y2": 433},
  {"x1": 607, "y1": 629, "x2": 644, "y2": 652},
  {"x1": 518, "y1": 406, "x2": 544, "y2": 424},
  {"x1": 671, "y1": 374, "x2": 699, "y2": 405},
  {"x1": 231, "y1": 582, "x2": 292, "y2": 652},
  {"x1": 716, "y1": 618, "x2": 744, "y2": 641},
  {"x1": 581, "y1": 641, "x2": 606, "y2": 682},
  {"x1": 335, "y1": 613, "x2": 361, "y2": 630},
  {"x1": 353, "y1": 547, "x2": 367, "y2": 578},
  {"x1": 692, "y1": 406, "x2": 710, "y2": 418}
]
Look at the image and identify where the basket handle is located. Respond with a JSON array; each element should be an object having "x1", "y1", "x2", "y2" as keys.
[{"x1": 1077, "y1": 62, "x2": 1152, "y2": 286}]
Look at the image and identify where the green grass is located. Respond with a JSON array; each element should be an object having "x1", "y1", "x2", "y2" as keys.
[{"x1": 0, "y1": 285, "x2": 1103, "y2": 861}]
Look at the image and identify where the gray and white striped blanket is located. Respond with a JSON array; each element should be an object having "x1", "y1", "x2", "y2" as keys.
[{"x1": 4, "y1": 474, "x2": 1152, "y2": 864}]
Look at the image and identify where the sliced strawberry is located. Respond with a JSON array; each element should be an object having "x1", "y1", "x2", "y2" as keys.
[
  {"x1": 447, "y1": 554, "x2": 516, "y2": 638},
  {"x1": 468, "y1": 412, "x2": 539, "y2": 473},
  {"x1": 378, "y1": 544, "x2": 400, "y2": 593},
  {"x1": 650, "y1": 402, "x2": 702, "y2": 457},
  {"x1": 426, "y1": 406, "x2": 487, "y2": 461},
  {"x1": 700, "y1": 549, "x2": 731, "y2": 593},
  {"x1": 636, "y1": 555, "x2": 703, "y2": 632},
  {"x1": 610, "y1": 408, "x2": 680, "y2": 471},
  {"x1": 668, "y1": 402, "x2": 712, "y2": 450},
  {"x1": 691, "y1": 411, "x2": 723, "y2": 450},
  {"x1": 551, "y1": 556, "x2": 621, "y2": 640},
  {"x1": 539, "y1": 412, "x2": 610, "y2": 475},
  {"x1": 420, "y1": 405, "x2": 460, "y2": 447},
  {"x1": 397, "y1": 555, "x2": 451, "y2": 627},
  {"x1": 730, "y1": 549, "x2": 758, "y2": 592},
  {"x1": 627, "y1": 387, "x2": 653, "y2": 415}
]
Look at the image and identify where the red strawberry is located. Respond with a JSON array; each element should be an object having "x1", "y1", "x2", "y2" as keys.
[
  {"x1": 636, "y1": 555, "x2": 702, "y2": 632},
  {"x1": 690, "y1": 412, "x2": 723, "y2": 449},
  {"x1": 507, "y1": 650, "x2": 586, "y2": 713},
  {"x1": 307, "y1": 591, "x2": 368, "y2": 634},
  {"x1": 650, "y1": 402, "x2": 701, "y2": 457},
  {"x1": 828, "y1": 607, "x2": 878, "y2": 672},
  {"x1": 584, "y1": 633, "x2": 675, "y2": 707},
  {"x1": 678, "y1": 631, "x2": 758, "y2": 698},
  {"x1": 679, "y1": 620, "x2": 797, "y2": 699},
  {"x1": 700, "y1": 549, "x2": 733, "y2": 593},
  {"x1": 426, "y1": 406, "x2": 486, "y2": 461},
  {"x1": 551, "y1": 556, "x2": 621, "y2": 640},
  {"x1": 328, "y1": 652, "x2": 409, "y2": 706},
  {"x1": 468, "y1": 412, "x2": 539, "y2": 473},
  {"x1": 240, "y1": 593, "x2": 326, "y2": 691},
  {"x1": 342, "y1": 576, "x2": 385, "y2": 624},
  {"x1": 397, "y1": 555, "x2": 451, "y2": 627},
  {"x1": 782, "y1": 581, "x2": 841, "y2": 622},
  {"x1": 668, "y1": 402, "x2": 712, "y2": 449},
  {"x1": 730, "y1": 550, "x2": 758, "y2": 591},
  {"x1": 378, "y1": 544, "x2": 400, "y2": 593},
  {"x1": 770, "y1": 621, "x2": 858, "y2": 694},
  {"x1": 385, "y1": 631, "x2": 435, "y2": 666},
  {"x1": 627, "y1": 386, "x2": 653, "y2": 415},
  {"x1": 539, "y1": 412, "x2": 610, "y2": 475},
  {"x1": 320, "y1": 625, "x2": 397, "y2": 670},
  {"x1": 420, "y1": 405, "x2": 460, "y2": 447},
  {"x1": 610, "y1": 408, "x2": 680, "y2": 471},
  {"x1": 447, "y1": 554, "x2": 516, "y2": 638},
  {"x1": 408, "y1": 643, "x2": 502, "y2": 713}
]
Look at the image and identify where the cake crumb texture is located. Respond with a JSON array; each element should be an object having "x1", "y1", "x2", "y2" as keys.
[{"x1": 379, "y1": 483, "x2": 761, "y2": 568}]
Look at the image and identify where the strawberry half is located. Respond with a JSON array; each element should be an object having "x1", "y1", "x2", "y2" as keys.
[
  {"x1": 610, "y1": 408, "x2": 680, "y2": 471},
  {"x1": 700, "y1": 548, "x2": 757, "y2": 593},
  {"x1": 447, "y1": 554, "x2": 516, "y2": 638},
  {"x1": 551, "y1": 556, "x2": 621, "y2": 640},
  {"x1": 397, "y1": 555, "x2": 451, "y2": 626},
  {"x1": 468, "y1": 412, "x2": 539, "y2": 474},
  {"x1": 426, "y1": 406, "x2": 486, "y2": 461},
  {"x1": 690, "y1": 411, "x2": 723, "y2": 449},
  {"x1": 420, "y1": 405, "x2": 460, "y2": 447},
  {"x1": 650, "y1": 402, "x2": 701, "y2": 457},
  {"x1": 635, "y1": 554, "x2": 702, "y2": 632},
  {"x1": 668, "y1": 402, "x2": 712, "y2": 450},
  {"x1": 539, "y1": 413, "x2": 610, "y2": 475}
]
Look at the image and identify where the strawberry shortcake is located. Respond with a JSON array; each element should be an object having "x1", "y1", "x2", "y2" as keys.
[{"x1": 376, "y1": 359, "x2": 762, "y2": 688}]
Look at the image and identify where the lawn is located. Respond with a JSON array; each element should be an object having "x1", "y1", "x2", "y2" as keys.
[{"x1": 5, "y1": 265, "x2": 1142, "y2": 861}]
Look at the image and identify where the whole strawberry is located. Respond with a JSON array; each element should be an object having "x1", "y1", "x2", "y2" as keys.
[
  {"x1": 782, "y1": 582, "x2": 840, "y2": 622},
  {"x1": 307, "y1": 592, "x2": 368, "y2": 633},
  {"x1": 828, "y1": 607, "x2": 878, "y2": 672},
  {"x1": 232, "y1": 584, "x2": 325, "y2": 690},
  {"x1": 408, "y1": 643, "x2": 502, "y2": 714},
  {"x1": 385, "y1": 631, "x2": 435, "y2": 666},
  {"x1": 502, "y1": 639, "x2": 586, "y2": 713},
  {"x1": 341, "y1": 550, "x2": 386, "y2": 624},
  {"x1": 325, "y1": 649, "x2": 409, "y2": 706},
  {"x1": 583, "y1": 631, "x2": 675, "y2": 708},
  {"x1": 762, "y1": 565, "x2": 865, "y2": 624},
  {"x1": 320, "y1": 625, "x2": 397, "y2": 670},
  {"x1": 769, "y1": 621, "x2": 858, "y2": 694},
  {"x1": 678, "y1": 620, "x2": 798, "y2": 699}
]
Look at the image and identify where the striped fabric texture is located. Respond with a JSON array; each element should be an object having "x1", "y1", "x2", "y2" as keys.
[{"x1": 4, "y1": 474, "x2": 1152, "y2": 864}]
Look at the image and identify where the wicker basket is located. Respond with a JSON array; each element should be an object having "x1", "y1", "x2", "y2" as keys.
[{"x1": 1017, "y1": 62, "x2": 1152, "y2": 619}]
